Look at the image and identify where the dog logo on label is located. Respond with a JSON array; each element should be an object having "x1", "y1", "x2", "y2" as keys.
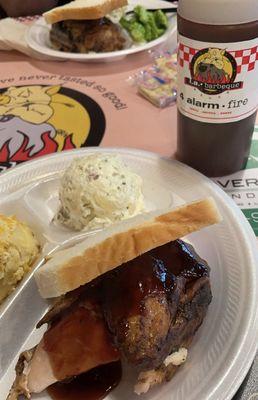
[
  {"x1": 0, "y1": 85, "x2": 106, "y2": 171},
  {"x1": 189, "y1": 47, "x2": 238, "y2": 94}
]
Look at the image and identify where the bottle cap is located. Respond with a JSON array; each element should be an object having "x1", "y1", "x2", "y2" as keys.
[{"x1": 178, "y1": 0, "x2": 258, "y2": 25}]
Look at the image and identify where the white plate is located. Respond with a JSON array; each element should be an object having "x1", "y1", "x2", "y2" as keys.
[
  {"x1": 125, "y1": 0, "x2": 177, "y2": 13},
  {"x1": 25, "y1": 8, "x2": 177, "y2": 62},
  {"x1": 0, "y1": 148, "x2": 257, "y2": 400}
]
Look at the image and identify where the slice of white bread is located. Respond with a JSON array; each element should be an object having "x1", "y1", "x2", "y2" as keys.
[
  {"x1": 43, "y1": 0, "x2": 128, "y2": 24},
  {"x1": 35, "y1": 197, "x2": 221, "y2": 299}
]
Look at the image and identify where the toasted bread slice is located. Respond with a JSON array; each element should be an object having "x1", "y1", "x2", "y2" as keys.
[
  {"x1": 43, "y1": 0, "x2": 128, "y2": 24},
  {"x1": 35, "y1": 197, "x2": 222, "y2": 299}
]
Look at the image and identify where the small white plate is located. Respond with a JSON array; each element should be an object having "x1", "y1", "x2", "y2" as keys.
[
  {"x1": 0, "y1": 148, "x2": 257, "y2": 400},
  {"x1": 25, "y1": 10, "x2": 177, "y2": 62}
]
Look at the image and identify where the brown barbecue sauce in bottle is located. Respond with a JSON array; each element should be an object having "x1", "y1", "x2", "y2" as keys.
[{"x1": 177, "y1": 0, "x2": 258, "y2": 176}]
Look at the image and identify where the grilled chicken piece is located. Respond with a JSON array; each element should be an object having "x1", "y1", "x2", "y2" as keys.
[
  {"x1": 36, "y1": 286, "x2": 85, "y2": 328},
  {"x1": 8, "y1": 298, "x2": 119, "y2": 398},
  {"x1": 134, "y1": 347, "x2": 189, "y2": 395},
  {"x1": 103, "y1": 240, "x2": 212, "y2": 370},
  {"x1": 7, "y1": 349, "x2": 36, "y2": 400},
  {"x1": 42, "y1": 300, "x2": 119, "y2": 383},
  {"x1": 102, "y1": 253, "x2": 185, "y2": 369},
  {"x1": 8, "y1": 240, "x2": 212, "y2": 398}
]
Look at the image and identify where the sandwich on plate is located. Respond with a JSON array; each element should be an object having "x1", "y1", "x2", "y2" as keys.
[
  {"x1": 44, "y1": 0, "x2": 128, "y2": 53},
  {"x1": 8, "y1": 197, "x2": 222, "y2": 400}
]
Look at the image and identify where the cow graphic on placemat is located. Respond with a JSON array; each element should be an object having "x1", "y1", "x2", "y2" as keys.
[{"x1": 0, "y1": 85, "x2": 105, "y2": 171}]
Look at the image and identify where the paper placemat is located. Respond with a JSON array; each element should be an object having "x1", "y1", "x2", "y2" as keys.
[{"x1": 214, "y1": 125, "x2": 258, "y2": 236}]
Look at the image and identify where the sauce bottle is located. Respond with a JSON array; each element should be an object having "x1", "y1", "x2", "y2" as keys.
[{"x1": 176, "y1": 0, "x2": 258, "y2": 177}]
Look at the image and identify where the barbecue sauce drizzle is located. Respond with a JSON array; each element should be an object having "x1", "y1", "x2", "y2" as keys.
[
  {"x1": 44, "y1": 240, "x2": 209, "y2": 400},
  {"x1": 47, "y1": 361, "x2": 122, "y2": 400}
]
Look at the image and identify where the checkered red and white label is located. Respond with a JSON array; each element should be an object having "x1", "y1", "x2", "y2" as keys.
[{"x1": 178, "y1": 35, "x2": 258, "y2": 123}]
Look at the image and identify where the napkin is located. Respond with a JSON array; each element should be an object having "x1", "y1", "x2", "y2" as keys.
[{"x1": 0, "y1": 17, "x2": 55, "y2": 59}]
